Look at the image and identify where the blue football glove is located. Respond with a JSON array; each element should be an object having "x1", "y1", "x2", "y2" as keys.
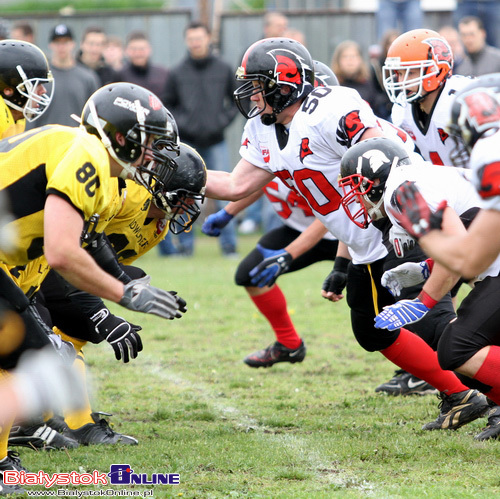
[
  {"x1": 201, "y1": 209, "x2": 234, "y2": 237},
  {"x1": 374, "y1": 298, "x2": 430, "y2": 330},
  {"x1": 249, "y1": 244, "x2": 293, "y2": 288}
]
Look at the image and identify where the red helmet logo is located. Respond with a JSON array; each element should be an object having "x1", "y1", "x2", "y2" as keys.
[
  {"x1": 464, "y1": 91, "x2": 500, "y2": 130},
  {"x1": 149, "y1": 94, "x2": 162, "y2": 111},
  {"x1": 269, "y1": 49, "x2": 309, "y2": 87},
  {"x1": 424, "y1": 37, "x2": 453, "y2": 70}
]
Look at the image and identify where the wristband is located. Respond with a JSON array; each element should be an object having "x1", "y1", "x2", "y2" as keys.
[
  {"x1": 333, "y1": 256, "x2": 350, "y2": 274},
  {"x1": 417, "y1": 290, "x2": 439, "y2": 309}
]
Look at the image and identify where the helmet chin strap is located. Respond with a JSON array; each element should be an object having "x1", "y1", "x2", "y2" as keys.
[
  {"x1": 366, "y1": 196, "x2": 385, "y2": 221},
  {"x1": 261, "y1": 112, "x2": 277, "y2": 126}
]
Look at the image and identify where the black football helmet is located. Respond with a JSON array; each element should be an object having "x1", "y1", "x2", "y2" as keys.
[
  {"x1": 152, "y1": 143, "x2": 207, "y2": 234},
  {"x1": 447, "y1": 73, "x2": 500, "y2": 166},
  {"x1": 339, "y1": 137, "x2": 411, "y2": 228},
  {"x1": 0, "y1": 39, "x2": 53, "y2": 121},
  {"x1": 313, "y1": 60, "x2": 339, "y2": 87},
  {"x1": 234, "y1": 37, "x2": 315, "y2": 125},
  {"x1": 81, "y1": 82, "x2": 179, "y2": 192}
]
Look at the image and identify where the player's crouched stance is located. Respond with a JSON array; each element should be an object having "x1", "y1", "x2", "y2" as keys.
[
  {"x1": 336, "y1": 137, "x2": 489, "y2": 432},
  {"x1": 384, "y1": 74, "x2": 500, "y2": 440},
  {"x1": 0, "y1": 83, "x2": 186, "y2": 457}
]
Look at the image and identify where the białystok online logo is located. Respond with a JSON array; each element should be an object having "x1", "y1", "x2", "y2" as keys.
[{"x1": 2, "y1": 465, "x2": 180, "y2": 487}]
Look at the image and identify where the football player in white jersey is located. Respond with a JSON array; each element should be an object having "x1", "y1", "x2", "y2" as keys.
[
  {"x1": 383, "y1": 28, "x2": 472, "y2": 168},
  {"x1": 387, "y1": 74, "x2": 500, "y2": 440},
  {"x1": 205, "y1": 37, "x2": 488, "y2": 430},
  {"x1": 200, "y1": 62, "x2": 340, "y2": 368}
]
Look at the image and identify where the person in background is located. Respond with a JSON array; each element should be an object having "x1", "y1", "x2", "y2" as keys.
[
  {"x1": 456, "y1": 16, "x2": 500, "y2": 77},
  {"x1": 454, "y1": 0, "x2": 500, "y2": 48},
  {"x1": 28, "y1": 23, "x2": 100, "y2": 128},
  {"x1": 161, "y1": 21, "x2": 238, "y2": 258},
  {"x1": 10, "y1": 21, "x2": 34, "y2": 44},
  {"x1": 376, "y1": 0, "x2": 423, "y2": 42},
  {"x1": 369, "y1": 29, "x2": 400, "y2": 120},
  {"x1": 103, "y1": 35, "x2": 124, "y2": 72},
  {"x1": 262, "y1": 11, "x2": 288, "y2": 39},
  {"x1": 439, "y1": 25, "x2": 466, "y2": 74},
  {"x1": 118, "y1": 31, "x2": 168, "y2": 100},
  {"x1": 331, "y1": 40, "x2": 380, "y2": 113},
  {"x1": 77, "y1": 26, "x2": 119, "y2": 86}
]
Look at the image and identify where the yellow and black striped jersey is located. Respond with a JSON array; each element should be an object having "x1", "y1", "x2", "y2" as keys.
[
  {"x1": 0, "y1": 125, "x2": 112, "y2": 266},
  {"x1": 106, "y1": 180, "x2": 168, "y2": 265},
  {"x1": 0, "y1": 96, "x2": 25, "y2": 139}
]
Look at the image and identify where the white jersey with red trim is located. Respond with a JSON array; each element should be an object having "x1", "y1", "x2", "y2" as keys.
[
  {"x1": 385, "y1": 160, "x2": 500, "y2": 279},
  {"x1": 469, "y1": 130, "x2": 500, "y2": 212},
  {"x1": 262, "y1": 179, "x2": 336, "y2": 240},
  {"x1": 391, "y1": 75, "x2": 473, "y2": 167},
  {"x1": 239, "y1": 85, "x2": 387, "y2": 264}
]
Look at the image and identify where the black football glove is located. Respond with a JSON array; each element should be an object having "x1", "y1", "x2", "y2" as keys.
[
  {"x1": 91, "y1": 308, "x2": 143, "y2": 363},
  {"x1": 119, "y1": 276, "x2": 187, "y2": 319},
  {"x1": 392, "y1": 181, "x2": 447, "y2": 239},
  {"x1": 322, "y1": 256, "x2": 349, "y2": 295}
]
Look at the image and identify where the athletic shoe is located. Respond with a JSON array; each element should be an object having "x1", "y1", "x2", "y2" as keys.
[
  {"x1": 0, "y1": 451, "x2": 28, "y2": 495},
  {"x1": 375, "y1": 369, "x2": 438, "y2": 396},
  {"x1": 422, "y1": 389, "x2": 489, "y2": 431},
  {"x1": 244, "y1": 340, "x2": 306, "y2": 368},
  {"x1": 474, "y1": 405, "x2": 500, "y2": 441},
  {"x1": 63, "y1": 412, "x2": 138, "y2": 445},
  {"x1": 8, "y1": 422, "x2": 79, "y2": 450}
]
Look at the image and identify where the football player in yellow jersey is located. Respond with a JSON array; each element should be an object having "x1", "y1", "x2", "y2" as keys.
[
  {"x1": 108, "y1": 143, "x2": 207, "y2": 263},
  {"x1": 0, "y1": 83, "x2": 187, "y2": 462},
  {"x1": 23, "y1": 144, "x2": 207, "y2": 446},
  {"x1": 0, "y1": 39, "x2": 54, "y2": 139}
]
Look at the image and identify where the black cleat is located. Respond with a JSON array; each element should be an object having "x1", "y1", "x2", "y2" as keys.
[
  {"x1": 375, "y1": 369, "x2": 438, "y2": 396},
  {"x1": 244, "y1": 340, "x2": 306, "y2": 368},
  {"x1": 422, "y1": 389, "x2": 489, "y2": 430},
  {"x1": 474, "y1": 405, "x2": 500, "y2": 441},
  {"x1": 64, "y1": 412, "x2": 138, "y2": 445},
  {"x1": 0, "y1": 451, "x2": 28, "y2": 495},
  {"x1": 9, "y1": 422, "x2": 79, "y2": 450}
]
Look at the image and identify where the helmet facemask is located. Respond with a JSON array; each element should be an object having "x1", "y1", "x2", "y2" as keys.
[
  {"x1": 339, "y1": 174, "x2": 385, "y2": 229},
  {"x1": 153, "y1": 187, "x2": 205, "y2": 234},
  {"x1": 6, "y1": 65, "x2": 54, "y2": 121},
  {"x1": 383, "y1": 58, "x2": 439, "y2": 105},
  {"x1": 234, "y1": 72, "x2": 292, "y2": 125}
]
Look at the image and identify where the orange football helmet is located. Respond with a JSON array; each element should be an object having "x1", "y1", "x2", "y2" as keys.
[{"x1": 383, "y1": 29, "x2": 453, "y2": 105}]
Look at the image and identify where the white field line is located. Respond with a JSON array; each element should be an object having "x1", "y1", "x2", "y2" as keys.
[{"x1": 140, "y1": 357, "x2": 373, "y2": 492}]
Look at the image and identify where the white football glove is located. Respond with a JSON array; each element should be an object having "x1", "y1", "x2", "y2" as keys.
[
  {"x1": 389, "y1": 225, "x2": 416, "y2": 258},
  {"x1": 381, "y1": 261, "x2": 431, "y2": 297}
]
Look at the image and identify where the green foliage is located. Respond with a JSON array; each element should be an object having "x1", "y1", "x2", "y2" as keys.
[
  {"x1": 1, "y1": 0, "x2": 163, "y2": 14},
  {"x1": 20, "y1": 234, "x2": 499, "y2": 498}
]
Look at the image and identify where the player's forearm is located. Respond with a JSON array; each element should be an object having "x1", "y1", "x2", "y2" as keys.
[
  {"x1": 285, "y1": 219, "x2": 328, "y2": 259},
  {"x1": 225, "y1": 190, "x2": 264, "y2": 217},
  {"x1": 420, "y1": 257, "x2": 461, "y2": 302},
  {"x1": 48, "y1": 247, "x2": 124, "y2": 303}
]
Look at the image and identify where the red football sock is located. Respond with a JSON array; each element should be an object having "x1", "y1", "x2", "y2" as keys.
[
  {"x1": 380, "y1": 328, "x2": 468, "y2": 395},
  {"x1": 473, "y1": 346, "x2": 500, "y2": 405},
  {"x1": 249, "y1": 285, "x2": 301, "y2": 349}
]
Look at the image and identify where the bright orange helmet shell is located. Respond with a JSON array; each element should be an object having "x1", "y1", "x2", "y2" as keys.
[{"x1": 383, "y1": 29, "x2": 453, "y2": 104}]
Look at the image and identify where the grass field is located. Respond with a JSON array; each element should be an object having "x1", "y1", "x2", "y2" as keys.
[{"x1": 20, "y1": 233, "x2": 500, "y2": 498}]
